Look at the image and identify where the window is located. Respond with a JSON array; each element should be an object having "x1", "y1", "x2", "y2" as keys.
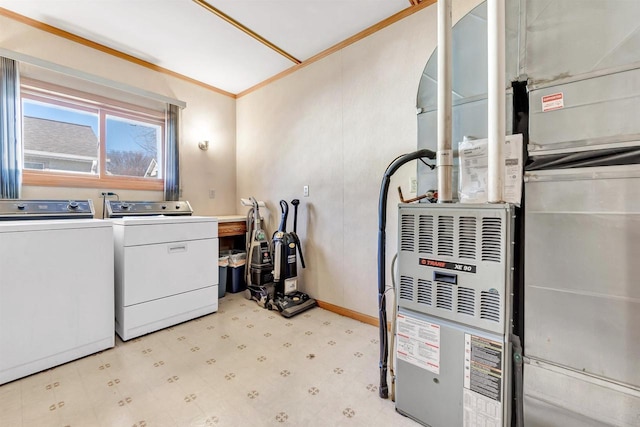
[
  {"x1": 105, "y1": 115, "x2": 162, "y2": 179},
  {"x1": 21, "y1": 79, "x2": 165, "y2": 190}
]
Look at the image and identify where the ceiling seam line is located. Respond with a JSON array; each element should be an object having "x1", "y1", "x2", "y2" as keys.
[
  {"x1": 192, "y1": 0, "x2": 301, "y2": 65},
  {"x1": 237, "y1": 0, "x2": 437, "y2": 98}
]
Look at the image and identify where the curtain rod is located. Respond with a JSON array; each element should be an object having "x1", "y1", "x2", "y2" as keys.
[{"x1": 0, "y1": 48, "x2": 187, "y2": 109}]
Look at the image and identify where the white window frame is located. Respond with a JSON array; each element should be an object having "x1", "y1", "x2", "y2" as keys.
[{"x1": 21, "y1": 78, "x2": 166, "y2": 191}]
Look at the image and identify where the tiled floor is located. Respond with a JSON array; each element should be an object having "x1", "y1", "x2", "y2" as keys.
[{"x1": 0, "y1": 294, "x2": 420, "y2": 427}]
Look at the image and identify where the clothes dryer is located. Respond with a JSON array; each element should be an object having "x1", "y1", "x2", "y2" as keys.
[{"x1": 106, "y1": 201, "x2": 218, "y2": 341}]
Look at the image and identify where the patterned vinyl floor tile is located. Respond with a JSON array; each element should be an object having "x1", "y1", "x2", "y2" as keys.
[{"x1": 0, "y1": 294, "x2": 420, "y2": 427}]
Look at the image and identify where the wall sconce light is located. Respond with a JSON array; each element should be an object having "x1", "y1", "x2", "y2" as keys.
[{"x1": 198, "y1": 140, "x2": 209, "y2": 151}]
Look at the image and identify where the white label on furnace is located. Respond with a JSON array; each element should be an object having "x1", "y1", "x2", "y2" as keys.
[
  {"x1": 464, "y1": 334, "x2": 472, "y2": 389},
  {"x1": 541, "y1": 92, "x2": 564, "y2": 112},
  {"x1": 396, "y1": 314, "x2": 440, "y2": 374},
  {"x1": 458, "y1": 133, "x2": 523, "y2": 206},
  {"x1": 463, "y1": 389, "x2": 502, "y2": 427}
]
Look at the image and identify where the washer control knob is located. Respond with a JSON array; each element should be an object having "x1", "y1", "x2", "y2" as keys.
[
  {"x1": 176, "y1": 204, "x2": 181, "y2": 209},
  {"x1": 17, "y1": 204, "x2": 25, "y2": 210},
  {"x1": 68, "y1": 201, "x2": 79, "y2": 209},
  {"x1": 121, "y1": 203, "x2": 131, "y2": 210},
  {"x1": 161, "y1": 205, "x2": 167, "y2": 209}
]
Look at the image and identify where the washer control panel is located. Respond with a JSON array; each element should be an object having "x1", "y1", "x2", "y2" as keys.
[
  {"x1": 105, "y1": 200, "x2": 193, "y2": 218},
  {"x1": 0, "y1": 200, "x2": 95, "y2": 220}
]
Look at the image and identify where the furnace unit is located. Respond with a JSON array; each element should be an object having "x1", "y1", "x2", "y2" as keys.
[{"x1": 395, "y1": 203, "x2": 514, "y2": 427}]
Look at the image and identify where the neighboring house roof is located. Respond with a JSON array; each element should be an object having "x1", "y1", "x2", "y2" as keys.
[{"x1": 23, "y1": 116, "x2": 98, "y2": 158}]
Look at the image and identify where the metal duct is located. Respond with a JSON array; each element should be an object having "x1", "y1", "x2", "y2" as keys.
[
  {"x1": 437, "y1": 0, "x2": 453, "y2": 203},
  {"x1": 488, "y1": 0, "x2": 506, "y2": 202}
]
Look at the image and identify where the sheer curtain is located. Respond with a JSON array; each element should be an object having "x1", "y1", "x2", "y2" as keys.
[
  {"x1": 0, "y1": 56, "x2": 22, "y2": 199},
  {"x1": 164, "y1": 103, "x2": 180, "y2": 201}
]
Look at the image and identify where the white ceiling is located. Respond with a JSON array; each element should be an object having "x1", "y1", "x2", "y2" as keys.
[{"x1": 0, "y1": 0, "x2": 417, "y2": 95}]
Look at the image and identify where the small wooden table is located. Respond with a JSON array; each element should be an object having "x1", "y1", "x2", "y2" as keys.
[
  {"x1": 217, "y1": 215, "x2": 247, "y2": 252},
  {"x1": 217, "y1": 215, "x2": 247, "y2": 237}
]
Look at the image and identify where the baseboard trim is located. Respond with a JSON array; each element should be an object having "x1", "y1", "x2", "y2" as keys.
[{"x1": 316, "y1": 300, "x2": 380, "y2": 328}]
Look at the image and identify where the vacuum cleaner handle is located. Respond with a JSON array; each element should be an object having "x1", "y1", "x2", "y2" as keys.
[
  {"x1": 292, "y1": 232, "x2": 305, "y2": 269},
  {"x1": 278, "y1": 200, "x2": 289, "y2": 232},
  {"x1": 250, "y1": 196, "x2": 261, "y2": 231},
  {"x1": 291, "y1": 199, "x2": 300, "y2": 233},
  {"x1": 290, "y1": 200, "x2": 304, "y2": 267}
]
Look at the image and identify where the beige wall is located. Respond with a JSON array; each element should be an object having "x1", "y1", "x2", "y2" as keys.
[
  {"x1": 0, "y1": 14, "x2": 238, "y2": 217},
  {"x1": 1, "y1": 1, "x2": 480, "y2": 318},
  {"x1": 236, "y1": 0, "x2": 480, "y2": 317}
]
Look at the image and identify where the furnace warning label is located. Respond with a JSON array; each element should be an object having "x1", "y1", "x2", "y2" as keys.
[
  {"x1": 541, "y1": 92, "x2": 564, "y2": 112},
  {"x1": 463, "y1": 388, "x2": 502, "y2": 427},
  {"x1": 464, "y1": 334, "x2": 503, "y2": 401},
  {"x1": 396, "y1": 314, "x2": 440, "y2": 374},
  {"x1": 463, "y1": 334, "x2": 503, "y2": 427},
  {"x1": 458, "y1": 133, "x2": 523, "y2": 206}
]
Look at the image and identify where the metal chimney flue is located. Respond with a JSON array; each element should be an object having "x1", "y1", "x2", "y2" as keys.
[
  {"x1": 437, "y1": 0, "x2": 453, "y2": 203},
  {"x1": 488, "y1": 0, "x2": 506, "y2": 203}
]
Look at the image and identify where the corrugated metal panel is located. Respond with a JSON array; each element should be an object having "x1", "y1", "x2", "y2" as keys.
[
  {"x1": 524, "y1": 166, "x2": 640, "y2": 387},
  {"x1": 524, "y1": 360, "x2": 640, "y2": 427},
  {"x1": 524, "y1": 0, "x2": 640, "y2": 86},
  {"x1": 529, "y1": 67, "x2": 640, "y2": 155}
]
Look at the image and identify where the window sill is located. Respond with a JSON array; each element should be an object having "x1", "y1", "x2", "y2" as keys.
[{"x1": 23, "y1": 171, "x2": 164, "y2": 191}]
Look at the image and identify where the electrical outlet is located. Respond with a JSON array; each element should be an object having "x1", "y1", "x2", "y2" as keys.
[
  {"x1": 209, "y1": 189, "x2": 216, "y2": 199},
  {"x1": 303, "y1": 185, "x2": 309, "y2": 197},
  {"x1": 410, "y1": 177, "x2": 417, "y2": 194}
]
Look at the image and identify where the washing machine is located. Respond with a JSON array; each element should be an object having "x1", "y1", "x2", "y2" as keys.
[
  {"x1": 0, "y1": 200, "x2": 114, "y2": 385},
  {"x1": 105, "y1": 201, "x2": 218, "y2": 341}
]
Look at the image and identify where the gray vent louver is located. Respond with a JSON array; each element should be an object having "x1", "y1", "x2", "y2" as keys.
[
  {"x1": 481, "y1": 217, "x2": 503, "y2": 262},
  {"x1": 400, "y1": 214, "x2": 415, "y2": 252},
  {"x1": 399, "y1": 276, "x2": 414, "y2": 301},
  {"x1": 397, "y1": 204, "x2": 512, "y2": 336},
  {"x1": 457, "y1": 287, "x2": 475, "y2": 316},
  {"x1": 458, "y1": 216, "x2": 477, "y2": 260},
  {"x1": 418, "y1": 215, "x2": 434, "y2": 254},
  {"x1": 435, "y1": 281, "x2": 453, "y2": 311},
  {"x1": 480, "y1": 290, "x2": 501, "y2": 322},
  {"x1": 417, "y1": 279, "x2": 433, "y2": 306},
  {"x1": 437, "y1": 216, "x2": 454, "y2": 256}
]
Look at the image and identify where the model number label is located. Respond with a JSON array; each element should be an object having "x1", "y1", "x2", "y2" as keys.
[{"x1": 419, "y1": 258, "x2": 477, "y2": 274}]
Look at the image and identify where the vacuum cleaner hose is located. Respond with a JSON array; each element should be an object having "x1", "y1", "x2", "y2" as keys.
[{"x1": 378, "y1": 149, "x2": 436, "y2": 399}]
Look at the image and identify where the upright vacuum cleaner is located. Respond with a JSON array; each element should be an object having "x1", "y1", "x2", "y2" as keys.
[
  {"x1": 271, "y1": 199, "x2": 316, "y2": 317},
  {"x1": 243, "y1": 197, "x2": 275, "y2": 308}
]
